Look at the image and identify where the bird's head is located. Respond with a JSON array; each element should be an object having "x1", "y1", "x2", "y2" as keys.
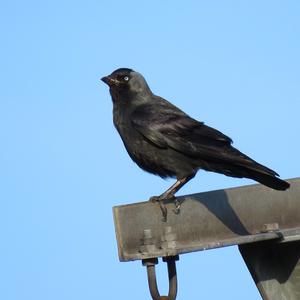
[{"x1": 101, "y1": 68, "x2": 152, "y2": 100}]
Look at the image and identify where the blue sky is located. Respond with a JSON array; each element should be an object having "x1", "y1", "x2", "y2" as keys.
[{"x1": 1, "y1": 1, "x2": 299, "y2": 299}]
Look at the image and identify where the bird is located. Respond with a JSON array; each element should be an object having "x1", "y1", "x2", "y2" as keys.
[{"x1": 101, "y1": 68, "x2": 289, "y2": 218}]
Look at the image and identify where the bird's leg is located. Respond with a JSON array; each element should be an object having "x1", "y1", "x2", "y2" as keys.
[
  {"x1": 155, "y1": 174, "x2": 195, "y2": 201},
  {"x1": 150, "y1": 174, "x2": 195, "y2": 220}
]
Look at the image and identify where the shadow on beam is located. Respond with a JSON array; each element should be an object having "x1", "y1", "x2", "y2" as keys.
[{"x1": 189, "y1": 189, "x2": 250, "y2": 236}]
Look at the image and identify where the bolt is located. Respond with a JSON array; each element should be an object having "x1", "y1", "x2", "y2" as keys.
[
  {"x1": 143, "y1": 229, "x2": 152, "y2": 239},
  {"x1": 261, "y1": 222, "x2": 279, "y2": 233},
  {"x1": 139, "y1": 229, "x2": 157, "y2": 254},
  {"x1": 161, "y1": 226, "x2": 177, "y2": 253}
]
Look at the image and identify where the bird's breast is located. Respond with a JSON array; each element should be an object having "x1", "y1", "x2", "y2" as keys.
[{"x1": 112, "y1": 104, "x2": 195, "y2": 178}]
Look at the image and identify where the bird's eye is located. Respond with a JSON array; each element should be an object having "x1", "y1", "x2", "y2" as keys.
[{"x1": 123, "y1": 76, "x2": 129, "y2": 81}]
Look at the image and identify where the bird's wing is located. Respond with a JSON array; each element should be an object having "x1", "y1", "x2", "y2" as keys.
[
  {"x1": 131, "y1": 101, "x2": 278, "y2": 176},
  {"x1": 130, "y1": 101, "x2": 240, "y2": 161}
]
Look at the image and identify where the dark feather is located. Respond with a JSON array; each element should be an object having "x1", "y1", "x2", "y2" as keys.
[{"x1": 102, "y1": 68, "x2": 290, "y2": 192}]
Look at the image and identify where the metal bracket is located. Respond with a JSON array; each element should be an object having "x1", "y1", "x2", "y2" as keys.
[
  {"x1": 112, "y1": 178, "x2": 300, "y2": 299},
  {"x1": 142, "y1": 256, "x2": 179, "y2": 300},
  {"x1": 113, "y1": 178, "x2": 300, "y2": 261}
]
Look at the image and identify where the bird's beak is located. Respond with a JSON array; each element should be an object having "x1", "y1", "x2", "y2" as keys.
[{"x1": 101, "y1": 75, "x2": 118, "y2": 87}]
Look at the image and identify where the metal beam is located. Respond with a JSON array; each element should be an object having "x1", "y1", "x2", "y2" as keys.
[
  {"x1": 113, "y1": 178, "x2": 300, "y2": 261},
  {"x1": 239, "y1": 240, "x2": 300, "y2": 300}
]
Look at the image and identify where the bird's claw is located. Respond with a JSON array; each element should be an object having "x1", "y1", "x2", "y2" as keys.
[
  {"x1": 149, "y1": 194, "x2": 175, "y2": 203},
  {"x1": 149, "y1": 194, "x2": 181, "y2": 220},
  {"x1": 159, "y1": 202, "x2": 168, "y2": 222},
  {"x1": 149, "y1": 195, "x2": 174, "y2": 222},
  {"x1": 149, "y1": 195, "x2": 160, "y2": 203},
  {"x1": 173, "y1": 198, "x2": 181, "y2": 214}
]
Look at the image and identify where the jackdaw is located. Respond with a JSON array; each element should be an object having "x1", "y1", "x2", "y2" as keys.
[{"x1": 101, "y1": 68, "x2": 289, "y2": 215}]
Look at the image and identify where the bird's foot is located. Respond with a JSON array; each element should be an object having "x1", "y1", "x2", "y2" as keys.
[
  {"x1": 149, "y1": 193, "x2": 175, "y2": 203},
  {"x1": 149, "y1": 194, "x2": 175, "y2": 222},
  {"x1": 149, "y1": 195, "x2": 160, "y2": 203},
  {"x1": 173, "y1": 198, "x2": 181, "y2": 214},
  {"x1": 149, "y1": 194, "x2": 181, "y2": 221},
  {"x1": 159, "y1": 202, "x2": 168, "y2": 222},
  {"x1": 149, "y1": 197, "x2": 168, "y2": 222}
]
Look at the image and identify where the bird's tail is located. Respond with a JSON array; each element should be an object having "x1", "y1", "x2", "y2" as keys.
[
  {"x1": 198, "y1": 145, "x2": 290, "y2": 190},
  {"x1": 234, "y1": 153, "x2": 290, "y2": 190},
  {"x1": 224, "y1": 147, "x2": 290, "y2": 190},
  {"x1": 243, "y1": 168, "x2": 290, "y2": 190},
  {"x1": 205, "y1": 151, "x2": 290, "y2": 190}
]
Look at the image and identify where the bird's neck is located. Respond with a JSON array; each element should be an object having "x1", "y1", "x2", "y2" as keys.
[{"x1": 110, "y1": 88, "x2": 153, "y2": 107}]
